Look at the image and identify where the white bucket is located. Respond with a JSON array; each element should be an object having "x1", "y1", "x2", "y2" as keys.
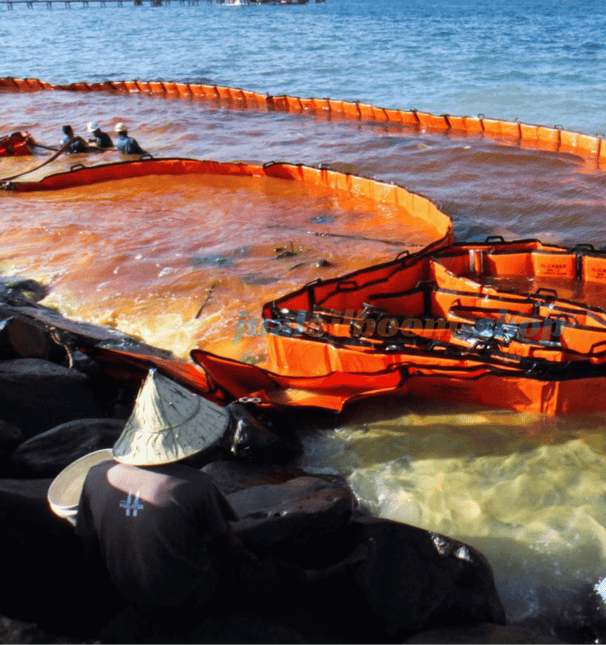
[{"x1": 47, "y1": 448, "x2": 114, "y2": 526}]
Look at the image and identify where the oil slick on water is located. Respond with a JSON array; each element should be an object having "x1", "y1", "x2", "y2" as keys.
[{"x1": 3, "y1": 89, "x2": 606, "y2": 639}]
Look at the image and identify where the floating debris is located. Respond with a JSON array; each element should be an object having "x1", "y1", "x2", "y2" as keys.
[
  {"x1": 274, "y1": 242, "x2": 298, "y2": 260},
  {"x1": 192, "y1": 247, "x2": 250, "y2": 269},
  {"x1": 194, "y1": 282, "x2": 218, "y2": 319},
  {"x1": 242, "y1": 273, "x2": 280, "y2": 286}
]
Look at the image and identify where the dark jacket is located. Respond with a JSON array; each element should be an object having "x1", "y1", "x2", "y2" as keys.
[
  {"x1": 76, "y1": 460, "x2": 237, "y2": 609},
  {"x1": 61, "y1": 134, "x2": 88, "y2": 154},
  {"x1": 116, "y1": 132, "x2": 145, "y2": 155},
  {"x1": 91, "y1": 129, "x2": 114, "y2": 149}
]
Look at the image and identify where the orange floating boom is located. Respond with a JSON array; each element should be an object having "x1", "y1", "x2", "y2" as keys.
[
  {"x1": 1, "y1": 76, "x2": 605, "y2": 165},
  {"x1": 0, "y1": 156, "x2": 452, "y2": 253},
  {"x1": 237, "y1": 238, "x2": 606, "y2": 415}
]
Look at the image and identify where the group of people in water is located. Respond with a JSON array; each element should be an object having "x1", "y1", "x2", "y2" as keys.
[{"x1": 61, "y1": 121, "x2": 147, "y2": 155}]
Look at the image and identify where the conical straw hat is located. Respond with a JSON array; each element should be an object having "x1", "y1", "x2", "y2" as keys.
[{"x1": 112, "y1": 369, "x2": 230, "y2": 466}]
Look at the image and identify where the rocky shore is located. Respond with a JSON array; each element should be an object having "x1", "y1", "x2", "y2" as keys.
[{"x1": 0, "y1": 277, "x2": 560, "y2": 644}]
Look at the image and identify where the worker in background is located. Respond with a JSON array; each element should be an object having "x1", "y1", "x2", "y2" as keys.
[
  {"x1": 61, "y1": 124, "x2": 89, "y2": 154},
  {"x1": 114, "y1": 122, "x2": 146, "y2": 155},
  {"x1": 87, "y1": 122, "x2": 114, "y2": 150}
]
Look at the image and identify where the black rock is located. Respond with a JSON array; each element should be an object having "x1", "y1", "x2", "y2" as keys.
[
  {"x1": 0, "y1": 316, "x2": 53, "y2": 360},
  {"x1": 97, "y1": 606, "x2": 308, "y2": 644},
  {"x1": 228, "y1": 475, "x2": 356, "y2": 548},
  {"x1": 0, "y1": 358, "x2": 103, "y2": 439},
  {"x1": 402, "y1": 621, "x2": 563, "y2": 644},
  {"x1": 340, "y1": 517, "x2": 507, "y2": 641},
  {"x1": 227, "y1": 402, "x2": 302, "y2": 463},
  {"x1": 0, "y1": 478, "x2": 124, "y2": 636},
  {"x1": 0, "y1": 419, "x2": 22, "y2": 458},
  {"x1": 201, "y1": 460, "x2": 311, "y2": 496},
  {"x1": 7, "y1": 418, "x2": 126, "y2": 478},
  {"x1": 0, "y1": 612, "x2": 91, "y2": 644},
  {"x1": 0, "y1": 277, "x2": 47, "y2": 306}
]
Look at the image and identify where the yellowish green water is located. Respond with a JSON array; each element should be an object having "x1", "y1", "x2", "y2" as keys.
[{"x1": 296, "y1": 400, "x2": 606, "y2": 639}]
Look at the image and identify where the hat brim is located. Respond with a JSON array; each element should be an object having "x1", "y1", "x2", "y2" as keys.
[{"x1": 47, "y1": 448, "x2": 114, "y2": 526}]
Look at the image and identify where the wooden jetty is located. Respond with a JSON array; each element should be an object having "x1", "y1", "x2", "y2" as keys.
[
  {"x1": 1, "y1": 0, "x2": 322, "y2": 7},
  {"x1": 2, "y1": 0, "x2": 199, "y2": 7}
]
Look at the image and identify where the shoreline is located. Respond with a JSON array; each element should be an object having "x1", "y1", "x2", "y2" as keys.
[{"x1": 0, "y1": 276, "x2": 565, "y2": 644}]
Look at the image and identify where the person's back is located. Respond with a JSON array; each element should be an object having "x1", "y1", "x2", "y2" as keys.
[
  {"x1": 95, "y1": 130, "x2": 114, "y2": 149},
  {"x1": 76, "y1": 460, "x2": 237, "y2": 609},
  {"x1": 114, "y1": 123, "x2": 146, "y2": 155},
  {"x1": 58, "y1": 371, "x2": 351, "y2": 641},
  {"x1": 61, "y1": 124, "x2": 88, "y2": 154},
  {"x1": 87, "y1": 122, "x2": 114, "y2": 150}
]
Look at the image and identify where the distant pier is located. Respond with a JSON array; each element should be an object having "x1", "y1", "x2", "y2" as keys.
[
  {"x1": 2, "y1": 0, "x2": 198, "y2": 7},
  {"x1": 2, "y1": 0, "x2": 323, "y2": 7}
]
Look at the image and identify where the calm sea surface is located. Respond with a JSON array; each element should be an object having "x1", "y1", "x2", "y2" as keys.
[{"x1": 2, "y1": 0, "x2": 606, "y2": 640}]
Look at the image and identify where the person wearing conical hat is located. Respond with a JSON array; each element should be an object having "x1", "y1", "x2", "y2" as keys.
[{"x1": 72, "y1": 371, "x2": 310, "y2": 637}]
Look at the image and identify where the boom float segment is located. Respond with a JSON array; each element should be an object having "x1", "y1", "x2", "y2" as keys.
[
  {"x1": 204, "y1": 238, "x2": 606, "y2": 416},
  {"x1": 1, "y1": 156, "x2": 453, "y2": 253},
  {"x1": 1, "y1": 76, "x2": 605, "y2": 164},
  {"x1": 0, "y1": 155, "x2": 448, "y2": 247}
]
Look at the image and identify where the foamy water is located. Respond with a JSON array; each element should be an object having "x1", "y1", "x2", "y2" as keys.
[
  {"x1": 1, "y1": 169, "x2": 436, "y2": 354},
  {"x1": 295, "y1": 401, "x2": 606, "y2": 639}
]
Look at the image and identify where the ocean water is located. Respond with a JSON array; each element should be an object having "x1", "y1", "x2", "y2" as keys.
[
  {"x1": 2, "y1": 0, "x2": 606, "y2": 641},
  {"x1": 2, "y1": 0, "x2": 606, "y2": 134}
]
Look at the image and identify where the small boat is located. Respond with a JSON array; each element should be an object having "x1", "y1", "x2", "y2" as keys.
[{"x1": 0, "y1": 132, "x2": 33, "y2": 157}]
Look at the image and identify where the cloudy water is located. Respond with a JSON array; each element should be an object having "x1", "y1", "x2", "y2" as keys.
[
  {"x1": 295, "y1": 400, "x2": 606, "y2": 640},
  {"x1": 2, "y1": 0, "x2": 606, "y2": 640}
]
